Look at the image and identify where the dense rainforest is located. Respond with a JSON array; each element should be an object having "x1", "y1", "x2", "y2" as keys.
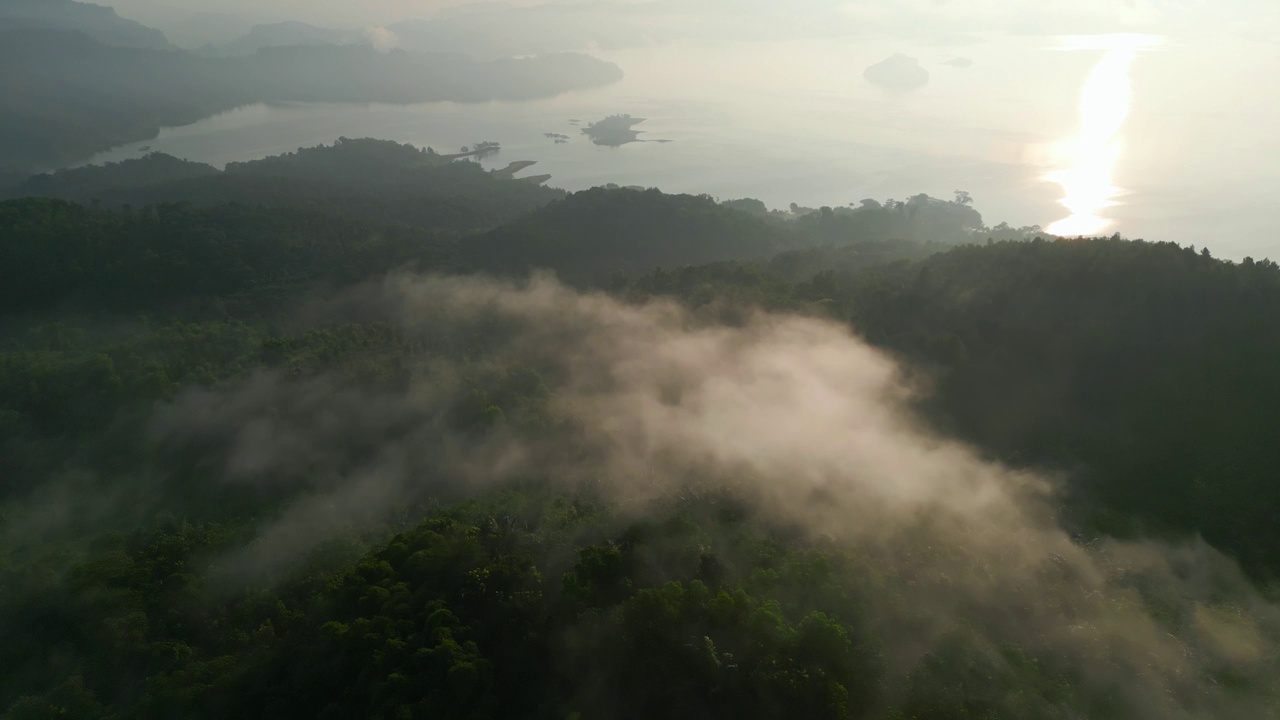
[{"x1": 1, "y1": 139, "x2": 1278, "y2": 719}]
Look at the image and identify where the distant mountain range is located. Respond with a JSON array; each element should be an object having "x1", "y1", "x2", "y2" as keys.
[
  {"x1": 0, "y1": 1, "x2": 625, "y2": 180},
  {"x1": 0, "y1": 0, "x2": 647, "y2": 60},
  {"x1": 0, "y1": 0, "x2": 173, "y2": 48},
  {"x1": 190, "y1": 4, "x2": 657, "y2": 59},
  {"x1": 199, "y1": 20, "x2": 371, "y2": 56}
]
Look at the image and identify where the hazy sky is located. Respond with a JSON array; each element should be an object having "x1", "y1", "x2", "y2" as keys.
[{"x1": 108, "y1": 0, "x2": 1280, "y2": 42}]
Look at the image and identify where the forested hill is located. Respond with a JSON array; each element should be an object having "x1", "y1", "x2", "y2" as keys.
[
  {"x1": 621, "y1": 239, "x2": 1280, "y2": 578},
  {"x1": 3, "y1": 155, "x2": 1280, "y2": 718},
  {"x1": 1, "y1": 141, "x2": 999, "y2": 312},
  {"x1": 2, "y1": 140, "x2": 566, "y2": 232},
  {"x1": 458, "y1": 187, "x2": 790, "y2": 281},
  {"x1": 3, "y1": 155, "x2": 223, "y2": 204}
]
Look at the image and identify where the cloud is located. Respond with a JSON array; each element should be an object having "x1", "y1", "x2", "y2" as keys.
[{"x1": 363, "y1": 25, "x2": 401, "y2": 51}]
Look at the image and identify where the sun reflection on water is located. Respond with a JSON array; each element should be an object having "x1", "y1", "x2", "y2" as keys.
[{"x1": 1046, "y1": 34, "x2": 1159, "y2": 237}]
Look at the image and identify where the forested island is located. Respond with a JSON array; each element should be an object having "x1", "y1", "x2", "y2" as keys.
[
  {"x1": 582, "y1": 114, "x2": 649, "y2": 146},
  {"x1": 1, "y1": 136, "x2": 1279, "y2": 719}
]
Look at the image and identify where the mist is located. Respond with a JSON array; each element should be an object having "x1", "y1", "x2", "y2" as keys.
[{"x1": 136, "y1": 272, "x2": 1280, "y2": 718}]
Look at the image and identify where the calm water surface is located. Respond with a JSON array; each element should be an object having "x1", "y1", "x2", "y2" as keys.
[{"x1": 85, "y1": 36, "x2": 1280, "y2": 258}]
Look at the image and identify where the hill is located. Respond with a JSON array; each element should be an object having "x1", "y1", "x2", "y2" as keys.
[
  {"x1": 203, "y1": 21, "x2": 369, "y2": 56},
  {"x1": 0, "y1": 0, "x2": 172, "y2": 49},
  {"x1": 459, "y1": 187, "x2": 790, "y2": 282},
  {"x1": 2, "y1": 139, "x2": 565, "y2": 233},
  {"x1": 5, "y1": 154, "x2": 221, "y2": 202},
  {"x1": 2, "y1": 162, "x2": 1280, "y2": 718},
  {"x1": 621, "y1": 238, "x2": 1280, "y2": 578}
]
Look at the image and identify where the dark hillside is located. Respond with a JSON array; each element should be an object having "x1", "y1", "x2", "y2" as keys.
[
  {"x1": 460, "y1": 187, "x2": 789, "y2": 282},
  {"x1": 2, "y1": 156, "x2": 1279, "y2": 718},
  {"x1": 3, "y1": 140, "x2": 566, "y2": 232},
  {"x1": 626, "y1": 238, "x2": 1280, "y2": 577}
]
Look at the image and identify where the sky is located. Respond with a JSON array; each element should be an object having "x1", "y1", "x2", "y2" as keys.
[{"x1": 107, "y1": 0, "x2": 1280, "y2": 43}]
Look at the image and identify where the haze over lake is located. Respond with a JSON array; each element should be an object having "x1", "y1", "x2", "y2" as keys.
[{"x1": 85, "y1": 35, "x2": 1280, "y2": 258}]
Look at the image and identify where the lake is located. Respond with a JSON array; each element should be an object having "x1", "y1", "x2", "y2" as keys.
[{"x1": 84, "y1": 35, "x2": 1280, "y2": 259}]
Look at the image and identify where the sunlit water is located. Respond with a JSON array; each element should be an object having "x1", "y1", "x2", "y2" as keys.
[
  {"x1": 83, "y1": 35, "x2": 1280, "y2": 258},
  {"x1": 1046, "y1": 35, "x2": 1159, "y2": 237}
]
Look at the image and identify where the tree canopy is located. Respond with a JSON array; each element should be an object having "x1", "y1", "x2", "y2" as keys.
[{"x1": 2, "y1": 140, "x2": 1280, "y2": 719}]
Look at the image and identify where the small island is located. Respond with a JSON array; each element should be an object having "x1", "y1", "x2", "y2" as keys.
[
  {"x1": 582, "y1": 114, "x2": 646, "y2": 147},
  {"x1": 427, "y1": 140, "x2": 504, "y2": 164},
  {"x1": 863, "y1": 53, "x2": 930, "y2": 92},
  {"x1": 459, "y1": 140, "x2": 501, "y2": 160}
]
